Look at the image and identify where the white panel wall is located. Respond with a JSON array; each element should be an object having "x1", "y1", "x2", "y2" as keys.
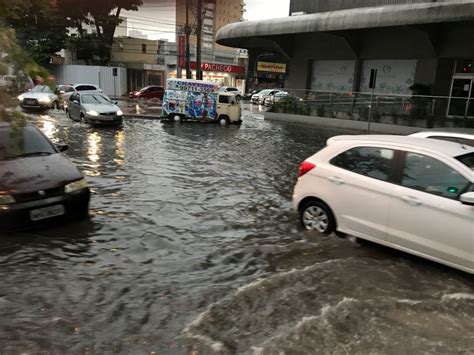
[
  {"x1": 360, "y1": 59, "x2": 417, "y2": 94},
  {"x1": 52, "y1": 65, "x2": 127, "y2": 97},
  {"x1": 311, "y1": 60, "x2": 356, "y2": 92}
]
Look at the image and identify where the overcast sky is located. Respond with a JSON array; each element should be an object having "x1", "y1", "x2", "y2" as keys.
[
  {"x1": 244, "y1": 0, "x2": 290, "y2": 21},
  {"x1": 123, "y1": 0, "x2": 290, "y2": 42}
]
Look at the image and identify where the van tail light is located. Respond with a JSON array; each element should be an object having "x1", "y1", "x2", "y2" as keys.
[{"x1": 298, "y1": 161, "x2": 316, "y2": 177}]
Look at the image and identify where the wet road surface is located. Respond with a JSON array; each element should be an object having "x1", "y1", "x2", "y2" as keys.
[{"x1": 0, "y1": 106, "x2": 473, "y2": 354}]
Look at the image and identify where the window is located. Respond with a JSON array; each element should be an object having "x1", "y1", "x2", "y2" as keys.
[
  {"x1": 81, "y1": 94, "x2": 111, "y2": 105},
  {"x1": 75, "y1": 85, "x2": 97, "y2": 91},
  {"x1": 456, "y1": 152, "x2": 474, "y2": 170},
  {"x1": 401, "y1": 153, "x2": 470, "y2": 199},
  {"x1": 219, "y1": 95, "x2": 230, "y2": 104},
  {"x1": 0, "y1": 126, "x2": 55, "y2": 161},
  {"x1": 70, "y1": 93, "x2": 79, "y2": 102},
  {"x1": 331, "y1": 146, "x2": 395, "y2": 182},
  {"x1": 142, "y1": 44, "x2": 147, "y2": 53},
  {"x1": 428, "y1": 135, "x2": 474, "y2": 147}
]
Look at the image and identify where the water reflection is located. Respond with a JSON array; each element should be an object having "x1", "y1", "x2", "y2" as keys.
[
  {"x1": 3, "y1": 111, "x2": 472, "y2": 355},
  {"x1": 114, "y1": 130, "x2": 125, "y2": 167}
]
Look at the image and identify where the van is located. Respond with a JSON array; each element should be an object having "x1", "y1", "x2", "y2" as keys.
[{"x1": 162, "y1": 79, "x2": 242, "y2": 125}]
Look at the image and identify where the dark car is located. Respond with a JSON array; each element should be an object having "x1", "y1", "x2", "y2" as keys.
[
  {"x1": 129, "y1": 85, "x2": 165, "y2": 100},
  {"x1": 0, "y1": 123, "x2": 90, "y2": 230}
]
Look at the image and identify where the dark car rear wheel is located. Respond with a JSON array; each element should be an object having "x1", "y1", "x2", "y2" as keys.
[{"x1": 299, "y1": 200, "x2": 335, "y2": 235}]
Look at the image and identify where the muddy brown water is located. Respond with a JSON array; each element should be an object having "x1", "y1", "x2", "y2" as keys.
[{"x1": 0, "y1": 109, "x2": 472, "y2": 354}]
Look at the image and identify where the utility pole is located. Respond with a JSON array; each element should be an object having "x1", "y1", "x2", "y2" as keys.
[
  {"x1": 185, "y1": 0, "x2": 191, "y2": 79},
  {"x1": 196, "y1": 0, "x2": 203, "y2": 80}
]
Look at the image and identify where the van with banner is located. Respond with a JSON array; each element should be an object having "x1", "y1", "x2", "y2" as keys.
[{"x1": 162, "y1": 79, "x2": 242, "y2": 125}]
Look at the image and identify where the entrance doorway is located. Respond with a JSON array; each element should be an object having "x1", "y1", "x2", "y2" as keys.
[{"x1": 448, "y1": 77, "x2": 473, "y2": 117}]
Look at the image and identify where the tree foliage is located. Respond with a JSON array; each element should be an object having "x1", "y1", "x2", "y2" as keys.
[
  {"x1": 58, "y1": 0, "x2": 143, "y2": 64},
  {"x1": 0, "y1": 27, "x2": 52, "y2": 124},
  {"x1": 0, "y1": 0, "x2": 68, "y2": 66}
]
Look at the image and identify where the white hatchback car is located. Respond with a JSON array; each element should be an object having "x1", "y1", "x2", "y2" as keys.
[{"x1": 293, "y1": 135, "x2": 474, "y2": 274}]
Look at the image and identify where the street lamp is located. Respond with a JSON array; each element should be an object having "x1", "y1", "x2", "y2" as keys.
[{"x1": 254, "y1": 52, "x2": 274, "y2": 85}]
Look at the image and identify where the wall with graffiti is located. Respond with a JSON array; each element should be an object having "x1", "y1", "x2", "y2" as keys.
[{"x1": 162, "y1": 90, "x2": 218, "y2": 120}]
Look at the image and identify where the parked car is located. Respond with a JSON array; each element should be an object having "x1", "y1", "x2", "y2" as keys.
[
  {"x1": 243, "y1": 88, "x2": 262, "y2": 100},
  {"x1": 17, "y1": 85, "x2": 60, "y2": 110},
  {"x1": 0, "y1": 122, "x2": 90, "y2": 230},
  {"x1": 129, "y1": 85, "x2": 165, "y2": 100},
  {"x1": 251, "y1": 89, "x2": 272, "y2": 104},
  {"x1": 67, "y1": 92, "x2": 123, "y2": 126},
  {"x1": 410, "y1": 130, "x2": 474, "y2": 147},
  {"x1": 266, "y1": 91, "x2": 289, "y2": 105},
  {"x1": 293, "y1": 134, "x2": 474, "y2": 274},
  {"x1": 258, "y1": 89, "x2": 281, "y2": 105},
  {"x1": 218, "y1": 86, "x2": 242, "y2": 99}
]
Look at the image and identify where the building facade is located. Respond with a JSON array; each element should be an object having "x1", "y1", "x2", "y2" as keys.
[
  {"x1": 175, "y1": 0, "x2": 246, "y2": 88},
  {"x1": 217, "y1": 0, "x2": 474, "y2": 118}
]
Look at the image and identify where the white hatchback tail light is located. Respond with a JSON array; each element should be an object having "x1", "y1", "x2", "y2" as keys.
[{"x1": 298, "y1": 161, "x2": 316, "y2": 177}]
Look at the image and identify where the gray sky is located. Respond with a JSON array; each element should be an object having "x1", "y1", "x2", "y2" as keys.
[
  {"x1": 244, "y1": 0, "x2": 290, "y2": 21},
  {"x1": 123, "y1": 0, "x2": 290, "y2": 42}
]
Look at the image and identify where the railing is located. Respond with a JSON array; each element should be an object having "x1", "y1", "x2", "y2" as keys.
[{"x1": 269, "y1": 89, "x2": 474, "y2": 128}]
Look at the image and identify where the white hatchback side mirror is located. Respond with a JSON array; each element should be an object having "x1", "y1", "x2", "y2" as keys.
[{"x1": 460, "y1": 191, "x2": 474, "y2": 206}]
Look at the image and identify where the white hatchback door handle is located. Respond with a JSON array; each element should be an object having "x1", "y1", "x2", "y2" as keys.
[
  {"x1": 401, "y1": 195, "x2": 422, "y2": 206},
  {"x1": 329, "y1": 176, "x2": 344, "y2": 185}
]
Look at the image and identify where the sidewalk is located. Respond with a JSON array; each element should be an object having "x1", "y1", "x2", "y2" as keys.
[{"x1": 117, "y1": 98, "x2": 163, "y2": 119}]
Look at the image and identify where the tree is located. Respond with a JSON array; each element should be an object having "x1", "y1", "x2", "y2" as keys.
[
  {"x1": 0, "y1": 0, "x2": 68, "y2": 66},
  {"x1": 58, "y1": 0, "x2": 143, "y2": 64}
]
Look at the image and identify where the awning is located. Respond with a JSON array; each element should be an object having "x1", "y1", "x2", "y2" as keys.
[{"x1": 216, "y1": 2, "x2": 474, "y2": 49}]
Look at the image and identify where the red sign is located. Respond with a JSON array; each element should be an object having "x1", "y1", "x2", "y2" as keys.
[
  {"x1": 190, "y1": 61, "x2": 245, "y2": 74},
  {"x1": 178, "y1": 35, "x2": 185, "y2": 68}
]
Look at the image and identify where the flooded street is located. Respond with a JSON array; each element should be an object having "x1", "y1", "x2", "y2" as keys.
[{"x1": 1, "y1": 106, "x2": 473, "y2": 354}]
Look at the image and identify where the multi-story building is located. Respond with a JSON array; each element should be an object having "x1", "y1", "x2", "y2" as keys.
[{"x1": 174, "y1": 0, "x2": 247, "y2": 87}]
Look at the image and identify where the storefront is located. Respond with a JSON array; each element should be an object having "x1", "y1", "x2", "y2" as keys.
[
  {"x1": 216, "y1": 1, "x2": 474, "y2": 119},
  {"x1": 128, "y1": 64, "x2": 166, "y2": 92},
  {"x1": 448, "y1": 59, "x2": 474, "y2": 117},
  {"x1": 254, "y1": 61, "x2": 286, "y2": 88}
]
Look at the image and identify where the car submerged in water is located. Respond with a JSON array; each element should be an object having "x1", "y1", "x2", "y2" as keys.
[
  {"x1": 0, "y1": 122, "x2": 90, "y2": 230},
  {"x1": 17, "y1": 85, "x2": 60, "y2": 111},
  {"x1": 67, "y1": 92, "x2": 123, "y2": 126},
  {"x1": 293, "y1": 135, "x2": 474, "y2": 274}
]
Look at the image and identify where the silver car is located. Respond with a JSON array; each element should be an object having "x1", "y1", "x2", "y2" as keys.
[
  {"x1": 18, "y1": 85, "x2": 60, "y2": 110},
  {"x1": 67, "y1": 92, "x2": 123, "y2": 126}
]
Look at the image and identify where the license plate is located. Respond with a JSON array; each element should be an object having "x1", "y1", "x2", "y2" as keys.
[{"x1": 30, "y1": 205, "x2": 65, "y2": 221}]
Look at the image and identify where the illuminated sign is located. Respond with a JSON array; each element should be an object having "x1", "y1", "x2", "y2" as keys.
[
  {"x1": 190, "y1": 62, "x2": 245, "y2": 74},
  {"x1": 257, "y1": 61, "x2": 286, "y2": 73}
]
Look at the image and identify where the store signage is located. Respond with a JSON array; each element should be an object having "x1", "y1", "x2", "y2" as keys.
[
  {"x1": 190, "y1": 62, "x2": 245, "y2": 74},
  {"x1": 167, "y1": 78, "x2": 218, "y2": 93},
  {"x1": 178, "y1": 35, "x2": 185, "y2": 68},
  {"x1": 257, "y1": 61, "x2": 286, "y2": 73}
]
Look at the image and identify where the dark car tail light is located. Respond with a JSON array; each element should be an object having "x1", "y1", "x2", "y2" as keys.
[{"x1": 298, "y1": 161, "x2": 316, "y2": 177}]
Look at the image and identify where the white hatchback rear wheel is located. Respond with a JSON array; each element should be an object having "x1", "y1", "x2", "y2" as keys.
[{"x1": 300, "y1": 201, "x2": 335, "y2": 235}]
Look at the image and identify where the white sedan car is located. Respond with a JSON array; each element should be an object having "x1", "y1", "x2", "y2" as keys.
[{"x1": 293, "y1": 135, "x2": 474, "y2": 274}]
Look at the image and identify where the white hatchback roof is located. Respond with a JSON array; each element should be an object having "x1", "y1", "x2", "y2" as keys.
[{"x1": 327, "y1": 135, "x2": 474, "y2": 158}]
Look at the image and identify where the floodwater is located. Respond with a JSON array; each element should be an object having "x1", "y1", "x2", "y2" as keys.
[{"x1": 1, "y1": 106, "x2": 473, "y2": 354}]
